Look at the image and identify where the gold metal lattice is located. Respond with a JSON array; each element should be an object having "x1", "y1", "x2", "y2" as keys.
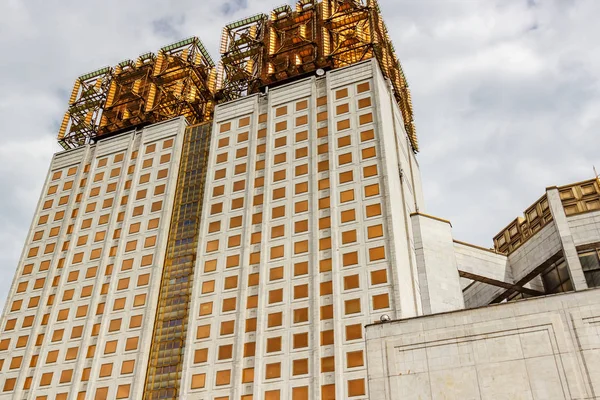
[
  {"x1": 143, "y1": 122, "x2": 212, "y2": 399},
  {"x1": 217, "y1": 0, "x2": 419, "y2": 150},
  {"x1": 58, "y1": 37, "x2": 216, "y2": 150},
  {"x1": 58, "y1": 67, "x2": 113, "y2": 150}
]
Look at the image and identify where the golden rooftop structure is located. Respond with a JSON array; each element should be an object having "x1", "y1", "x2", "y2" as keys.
[
  {"x1": 4, "y1": 1, "x2": 600, "y2": 400},
  {"x1": 58, "y1": 38, "x2": 216, "y2": 150},
  {"x1": 57, "y1": 0, "x2": 418, "y2": 152}
]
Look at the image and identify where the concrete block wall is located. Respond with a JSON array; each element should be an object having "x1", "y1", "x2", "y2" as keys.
[{"x1": 365, "y1": 288, "x2": 600, "y2": 400}]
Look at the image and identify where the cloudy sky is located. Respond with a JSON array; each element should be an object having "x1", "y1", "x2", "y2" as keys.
[{"x1": 0, "y1": 0, "x2": 598, "y2": 309}]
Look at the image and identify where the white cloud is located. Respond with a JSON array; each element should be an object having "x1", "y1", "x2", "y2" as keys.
[{"x1": 0, "y1": 0, "x2": 598, "y2": 309}]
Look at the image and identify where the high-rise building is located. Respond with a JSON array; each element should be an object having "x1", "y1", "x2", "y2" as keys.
[{"x1": 1, "y1": 1, "x2": 599, "y2": 400}]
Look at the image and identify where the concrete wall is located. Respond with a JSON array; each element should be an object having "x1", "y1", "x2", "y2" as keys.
[
  {"x1": 568, "y1": 210, "x2": 600, "y2": 247},
  {"x1": 0, "y1": 118, "x2": 187, "y2": 399},
  {"x1": 411, "y1": 215, "x2": 464, "y2": 314},
  {"x1": 365, "y1": 288, "x2": 600, "y2": 400},
  {"x1": 454, "y1": 242, "x2": 510, "y2": 308}
]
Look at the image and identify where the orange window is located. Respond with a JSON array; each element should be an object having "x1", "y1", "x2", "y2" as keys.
[
  {"x1": 368, "y1": 224, "x2": 384, "y2": 238},
  {"x1": 321, "y1": 356, "x2": 335, "y2": 372},
  {"x1": 366, "y1": 203, "x2": 382, "y2": 217},
  {"x1": 232, "y1": 180, "x2": 245, "y2": 192},
  {"x1": 358, "y1": 112, "x2": 373, "y2": 125},
  {"x1": 336, "y1": 103, "x2": 349, "y2": 115},
  {"x1": 338, "y1": 152, "x2": 352, "y2": 165},
  {"x1": 194, "y1": 348, "x2": 208, "y2": 363},
  {"x1": 220, "y1": 320, "x2": 235, "y2": 335},
  {"x1": 345, "y1": 299, "x2": 361, "y2": 314},
  {"x1": 270, "y1": 245, "x2": 284, "y2": 259},
  {"x1": 218, "y1": 137, "x2": 229, "y2": 148},
  {"x1": 130, "y1": 315, "x2": 143, "y2": 328},
  {"x1": 294, "y1": 284, "x2": 309, "y2": 299},
  {"x1": 206, "y1": 239, "x2": 219, "y2": 252},
  {"x1": 296, "y1": 115, "x2": 308, "y2": 126},
  {"x1": 340, "y1": 189, "x2": 355, "y2": 203},
  {"x1": 237, "y1": 131, "x2": 249, "y2": 142},
  {"x1": 341, "y1": 209, "x2": 356, "y2": 223},
  {"x1": 267, "y1": 336, "x2": 281, "y2": 353},
  {"x1": 125, "y1": 337, "x2": 139, "y2": 351},
  {"x1": 342, "y1": 251, "x2": 358, "y2": 267},
  {"x1": 373, "y1": 293, "x2": 390, "y2": 309},
  {"x1": 321, "y1": 330, "x2": 334, "y2": 345},
  {"x1": 212, "y1": 185, "x2": 225, "y2": 197},
  {"x1": 212, "y1": 217, "x2": 227, "y2": 233},
  {"x1": 362, "y1": 146, "x2": 376, "y2": 159},
  {"x1": 342, "y1": 230, "x2": 357, "y2": 244},
  {"x1": 358, "y1": 97, "x2": 372, "y2": 109},
  {"x1": 239, "y1": 116, "x2": 250, "y2": 127},
  {"x1": 275, "y1": 136, "x2": 288, "y2": 149},
  {"x1": 337, "y1": 119, "x2": 350, "y2": 131},
  {"x1": 295, "y1": 130, "x2": 308, "y2": 142},
  {"x1": 216, "y1": 152, "x2": 228, "y2": 164},
  {"x1": 218, "y1": 344, "x2": 233, "y2": 360},
  {"x1": 296, "y1": 200, "x2": 309, "y2": 213},
  {"x1": 293, "y1": 308, "x2": 308, "y2": 323},
  {"x1": 220, "y1": 122, "x2": 231, "y2": 132},
  {"x1": 365, "y1": 183, "x2": 380, "y2": 197},
  {"x1": 272, "y1": 205, "x2": 285, "y2": 219},
  {"x1": 336, "y1": 88, "x2": 348, "y2": 99},
  {"x1": 215, "y1": 369, "x2": 231, "y2": 386},
  {"x1": 40, "y1": 372, "x2": 53, "y2": 386},
  {"x1": 348, "y1": 379, "x2": 366, "y2": 396},
  {"x1": 117, "y1": 277, "x2": 130, "y2": 290},
  {"x1": 339, "y1": 171, "x2": 354, "y2": 183},
  {"x1": 133, "y1": 294, "x2": 146, "y2": 307},
  {"x1": 268, "y1": 312, "x2": 283, "y2": 327},
  {"x1": 214, "y1": 168, "x2": 226, "y2": 180},
  {"x1": 148, "y1": 218, "x2": 160, "y2": 229},
  {"x1": 160, "y1": 154, "x2": 171, "y2": 164},
  {"x1": 222, "y1": 298, "x2": 236, "y2": 312},
  {"x1": 371, "y1": 269, "x2": 388, "y2": 284},
  {"x1": 269, "y1": 288, "x2": 283, "y2": 304},
  {"x1": 199, "y1": 302, "x2": 213, "y2": 316},
  {"x1": 364, "y1": 164, "x2": 378, "y2": 178},
  {"x1": 231, "y1": 197, "x2": 244, "y2": 209},
  {"x1": 275, "y1": 121, "x2": 287, "y2": 132},
  {"x1": 275, "y1": 105, "x2": 287, "y2": 116},
  {"x1": 144, "y1": 236, "x2": 157, "y2": 248},
  {"x1": 265, "y1": 362, "x2": 281, "y2": 379},
  {"x1": 344, "y1": 274, "x2": 360, "y2": 290},
  {"x1": 224, "y1": 275, "x2": 238, "y2": 289},
  {"x1": 234, "y1": 163, "x2": 246, "y2": 175},
  {"x1": 321, "y1": 305, "x2": 334, "y2": 320},
  {"x1": 197, "y1": 325, "x2": 211, "y2": 339},
  {"x1": 210, "y1": 202, "x2": 223, "y2": 215}
]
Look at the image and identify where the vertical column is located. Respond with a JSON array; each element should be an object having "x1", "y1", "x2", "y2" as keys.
[
  {"x1": 143, "y1": 122, "x2": 212, "y2": 399},
  {"x1": 410, "y1": 214, "x2": 465, "y2": 314},
  {"x1": 547, "y1": 187, "x2": 588, "y2": 291}
]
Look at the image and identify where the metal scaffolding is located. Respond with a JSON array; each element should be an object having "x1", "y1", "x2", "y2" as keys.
[
  {"x1": 216, "y1": 0, "x2": 419, "y2": 151},
  {"x1": 218, "y1": 13, "x2": 268, "y2": 100},
  {"x1": 143, "y1": 122, "x2": 212, "y2": 399},
  {"x1": 149, "y1": 38, "x2": 216, "y2": 125},
  {"x1": 98, "y1": 54, "x2": 155, "y2": 135},
  {"x1": 58, "y1": 37, "x2": 216, "y2": 149},
  {"x1": 58, "y1": 67, "x2": 113, "y2": 150},
  {"x1": 263, "y1": 1, "x2": 324, "y2": 84}
]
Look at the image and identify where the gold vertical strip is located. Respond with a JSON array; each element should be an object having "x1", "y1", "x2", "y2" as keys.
[{"x1": 143, "y1": 122, "x2": 212, "y2": 400}]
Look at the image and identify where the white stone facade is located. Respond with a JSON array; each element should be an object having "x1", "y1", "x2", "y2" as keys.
[
  {"x1": 365, "y1": 287, "x2": 600, "y2": 400},
  {"x1": 1, "y1": 56, "x2": 599, "y2": 400},
  {"x1": 0, "y1": 118, "x2": 187, "y2": 399},
  {"x1": 180, "y1": 59, "x2": 424, "y2": 400}
]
